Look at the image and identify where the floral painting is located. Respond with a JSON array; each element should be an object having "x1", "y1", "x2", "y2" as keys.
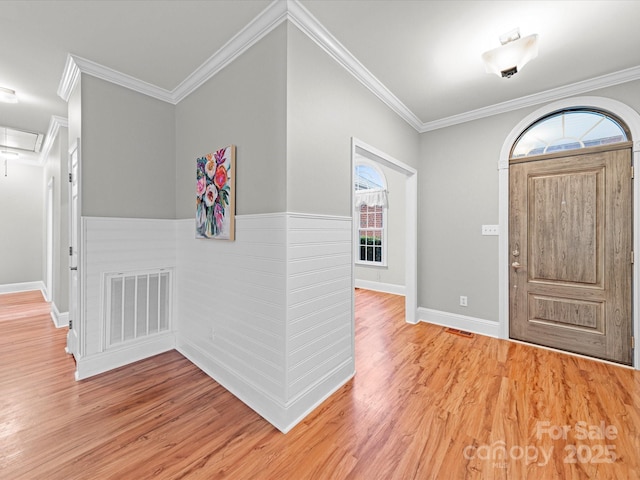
[{"x1": 196, "y1": 145, "x2": 235, "y2": 240}]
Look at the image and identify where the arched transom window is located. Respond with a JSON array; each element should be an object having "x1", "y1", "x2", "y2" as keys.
[{"x1": 511, "y1": 109, "x2": 629, "y2": 159}]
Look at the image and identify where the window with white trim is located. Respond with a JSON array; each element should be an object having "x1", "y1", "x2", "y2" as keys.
[{"x1": 354, "y1": 162, "x2": 387, "y2": 266}]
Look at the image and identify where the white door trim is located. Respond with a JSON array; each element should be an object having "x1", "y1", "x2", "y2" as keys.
[
  {"x1": 498, "y1": 96, "x2": 640, "y2": 369},
  {"x1": 67, "y1": 139, "x2": 82, "y2": 359},
  {"x1": 45, "y1": 177, "x2": 54, "y2": 302},
  {"x1": 351, "y1": 138, "x2": 418, "y2": 324}
]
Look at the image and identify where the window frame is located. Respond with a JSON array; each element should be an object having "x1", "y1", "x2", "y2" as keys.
[
  {"x1": 510, "y1": 108, "x2": 630, "y2": 159},
  {"x1": 354, "y1": 160, "x2": 388, "y2": 267}
]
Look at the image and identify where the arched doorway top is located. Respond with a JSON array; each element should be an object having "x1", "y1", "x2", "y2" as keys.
[
  {"x1": 500, "y1": 96, "x2": 640, "y2": 169},
  {"x1": 511, "y1": 109, "x2": 629, "y2": 159}
]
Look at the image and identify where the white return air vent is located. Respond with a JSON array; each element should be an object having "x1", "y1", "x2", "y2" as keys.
[{"x1": 104, "y1": 268, "x2": 172, "y2": 348}]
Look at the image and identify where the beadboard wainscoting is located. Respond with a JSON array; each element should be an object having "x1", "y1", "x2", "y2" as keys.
[
  {"x1": 76, "y1": 217, "x2": 177, "y2": 380},
  {"x1": 176, "y1": 213, "x2": 354, "y2": 433},
  {"x1": 175, "y1": 214, "x2": 288, "y2": 422},
  {"x1": 285, "y1": 213, "x2": 354, "y2": 427},
  {"x1": 417, "y1": 307, "x2": 500, "y2": 338}
]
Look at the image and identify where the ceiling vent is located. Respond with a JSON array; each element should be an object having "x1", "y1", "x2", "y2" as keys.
[{"x1": 0, "y1": 126, "x2": 44, "y2": 153}]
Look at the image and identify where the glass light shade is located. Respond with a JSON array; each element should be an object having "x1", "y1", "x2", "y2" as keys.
[
  {"x1": 0, "y1": 87, "x2": 18, "y2": 103},
  {"x1": 482, "y1": 34, "x2": 539, "y2": 78}
]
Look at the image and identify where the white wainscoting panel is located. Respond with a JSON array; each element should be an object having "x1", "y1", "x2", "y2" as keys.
[
  {"x1": 73, "y1": 214, "x2": 354, "y2": 431},
  {"x1": 176, "y1": 213, "x2": 354, "y2": 432},
  {"x1": 284, "y1": 214, "x2": 355, "y2": 427},
  {"x1": 175, "y1": 215, "x2": 288, "y2": 413},
  {"x1": 78, "y1": 217, "x2": 177, "y2": 378}
]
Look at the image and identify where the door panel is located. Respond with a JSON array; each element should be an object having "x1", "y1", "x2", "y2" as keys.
[{"x1": 509, "y1": 145, "x2": 632, "y2": 364}]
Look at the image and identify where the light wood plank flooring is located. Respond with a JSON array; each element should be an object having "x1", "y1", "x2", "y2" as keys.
[{"x1": 1, "y1": 289, "x2": 638, "y2": 479}]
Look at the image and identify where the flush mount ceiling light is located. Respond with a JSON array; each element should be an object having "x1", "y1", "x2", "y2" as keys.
[
  {"x1": 0, "y1": 87, "x2": 18, "y2": 103},
  {"x1": 482, "y1": 28, "x2": 539, "y2": 78}
]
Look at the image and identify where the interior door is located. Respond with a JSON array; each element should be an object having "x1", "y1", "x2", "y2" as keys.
[
  {"x1": 509, "y1": 143, "x2": 633, "y2": 365},
  {"x1": 67, "y1": 140, "x2": 80, "y2": 358}
]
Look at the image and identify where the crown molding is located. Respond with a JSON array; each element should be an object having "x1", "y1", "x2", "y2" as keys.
[
  {"x1": 57, "y1": 54, "x2": 81, "y2": 102},
  {"x1": 52, "y1": 0, "x2": 421, "y2": 131},
  {"x1": 172, "y1": 0, "x2": 289, "y2": 103},
  {"x1": 39, "y1": 115, "x2": 69, "y2": 166},
  {"x1": 74, "y1": 54, "x2": 174, "y2": 103},
  {"x1": 286, "y1": 0, "x2": 423, "y2": 132},
  {"x1": 55, "y1": 0, "x2": 640, "y2": 135},
  {"x1": 420, "y1": 65, "x2": 640, "y2": 132}
]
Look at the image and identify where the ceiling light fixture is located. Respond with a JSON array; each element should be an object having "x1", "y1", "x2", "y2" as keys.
[
  {"x1": 482, "y1": 28, "x2": 539, "y2": 78},
  {"x1": 0, "y1": 87, "x2": 18, "y2": 103}
]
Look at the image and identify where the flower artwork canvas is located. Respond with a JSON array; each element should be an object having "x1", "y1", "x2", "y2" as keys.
[{"x1": 196, "y1": 145, "x2": 235, "y2": 240}]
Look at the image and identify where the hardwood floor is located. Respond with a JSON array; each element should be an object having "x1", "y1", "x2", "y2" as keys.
[{"x1": 1, "y1": 289, "x2": 638, "y2": 479}]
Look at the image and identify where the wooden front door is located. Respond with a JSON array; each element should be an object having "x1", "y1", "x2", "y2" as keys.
[{"x1": 509, "y1": 143, "x2": 633, "y2": 365}]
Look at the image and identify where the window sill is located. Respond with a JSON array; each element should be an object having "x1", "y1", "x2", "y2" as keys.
[{"x1": 355, "y1": 261, "x2": 388, "y2": 268}]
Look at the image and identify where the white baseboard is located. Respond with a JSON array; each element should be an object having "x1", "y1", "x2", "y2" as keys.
[
  {"x1": 417, "y1": 307, "x2": 500, "y2": 338},
  {"x1": 0, "y1": 281, "x2": 46, "y2": 295},
  {"x1": 50, "y1": 302, "x2": 69, "y2": 328},
  {"x1": 177, "y1": 335, "x2": 355, "y2": 433},
  {"x1": 281, "y1": 359, "x2": 354, "y2": 433},
  {"x1": 177, "y1": 337, "x2": 287, "y2": 430},
  {"x1": 74, "y1": 333, "x2": 176, "y2": 380},
  {"x1": 355, "y1": 279, "x2": 406, "y2": 296}
]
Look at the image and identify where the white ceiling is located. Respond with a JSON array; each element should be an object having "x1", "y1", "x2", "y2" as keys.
[{"x1": 1, "y1": 0, "x2": 639, "y2": 150}]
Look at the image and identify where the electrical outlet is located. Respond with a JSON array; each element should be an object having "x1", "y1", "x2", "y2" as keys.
[
  {"x1": 482, "y1": 225, "x2": 499, "y2": 236},
  {"x1": 460, "y1": 296, "x2": 468, "y2": 307}
]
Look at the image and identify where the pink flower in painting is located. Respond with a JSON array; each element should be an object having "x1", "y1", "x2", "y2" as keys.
[
  {"x1": 205, "y1": 160, "x2": 216, "y2": 179},
  {"x1": 196, "y1": 177, "x2": 206, "y2": 197},
  {"x1": 214, "y1": 202, "x2": 224, "y2": 230},
  {"x1": 214, "y1": 148, "x2": 226, "y2": 165},
  {"x1": 214, "y1": 165, "x2": 228, "y2": 190},
  {"x1": 204, "y1": 184, "x2": 218, "y2": 207}
]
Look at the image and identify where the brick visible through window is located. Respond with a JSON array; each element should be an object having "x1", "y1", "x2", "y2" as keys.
[{"x1": 359, "y1": 204, "x2": 383, "y2": 263}]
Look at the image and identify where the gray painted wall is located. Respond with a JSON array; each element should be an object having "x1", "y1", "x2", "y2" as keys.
[
  {"x1": 0, "y1": 163, "x2": 44, "y2": 285},
  {"x1": 286, "y1": 24, "x2": 419, "y2": 217},
  {"x1": 418, "y1": 80, "x2": 640, "y2": 322},
  {"x1": 81, "y1": 75, "x2": 176, "y2": 219},
  {"x1": 175, "y1": 24, "x2": 287, "y2": 218}
]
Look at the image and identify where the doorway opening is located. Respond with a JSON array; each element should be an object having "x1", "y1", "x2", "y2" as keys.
[{"x1": 351, "y1": 138, "x2": 417, "y2": 324}]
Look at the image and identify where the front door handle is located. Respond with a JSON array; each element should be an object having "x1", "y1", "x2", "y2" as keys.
[
  {"x1": 70, "y1": 266, "x2": 78, "y2": 271},
  {"x1": 511, "y1": 261, "x2": 522, "y2": 270}
]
